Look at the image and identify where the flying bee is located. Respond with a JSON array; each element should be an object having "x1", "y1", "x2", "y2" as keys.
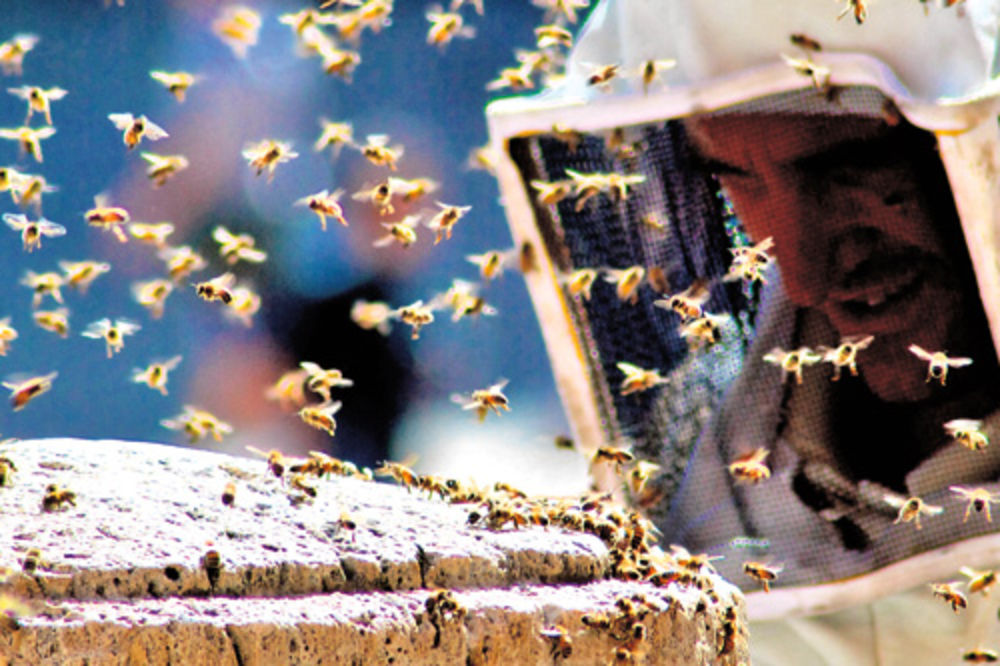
[
  {"x1": 816, "y1": 335, "x2": 874, "y2": 381},
  {"x1": 222, "y1": 481, "x2": 236, "y2": 507},
  {"x1": 0, "y1": 318, "x2": 17, "y2": 356},
  {"x1": 0, "y1": 166, "x2": 27, "y2": 203},
  {"x1": 884, "y1": 494, "x2": 943, "y2": 530},
  {"x1": 837, "y1": 0, "x2": 868, "y2": 24},
  {"x1": 908, "y1": 345, "x2": 973, "y2": 386},
  {"x1": 433, "y1": 279, "x2": 497, "y2": 322},
  {"x1": 534, "y1": 24, "x2": 573, "y2": 49},
  {"x1": 376, "y1": 461, "x2": 420, "y2": 492},
  {"x1": 139, "y1": 152, "x2": 189, "y2": 187},
  {"x1": 129, "y1": 221, "x2": 174, "y2": 248},
  {"x1": 963, "y1": 648, "x2": 1000, "y2": 664},
  {"x1": 212, "y1": 226, "x2": 267, "y2": 265},
  {"x1": 21, "y1": 270, "x2": 64, "y2": 309},
  {"x1": 350, "y1": 299, "x2": 393, "y2": 336},
  {"x1": 529, "y1": 179, "x2": 573, "y2": 206},
  {"x1": 0, "y1": 126, "x2": 56, "y2": 163},
  {"x1": 195, "y1": 272, "x2": 237, "y2": 305},
  {"x1": 4, "y1": 213, "x2": 65, "y2": 252},
  {"x1": 742, "y1": 561, "x2": 783, "y2": 593},
  {"x1": 466, "y1": 143, "x2": 498, "y2": 174},
  {"x1": 33, "y1": 309, "x2": 69, "y2": 338},
  {"x1": 944, "y1": 419, "x2": 989, "y2": 452},
  {"x1": 295, "y1": 189, "x2": 349, "y2": 230},
  {"x1": 636, "y1": 58, "x2": 676, "y2": 94},
  {"x1": 108, "y1": 113, "x2": 168, "y2": 150},
  {"x1": 680, "y1": 313, "x2": 728, "y2": 349},
  {"x1": 485, "y1": 65, "x2": 535, "y2": 92},
  {"x1": 243, "y1": 139, "x2": 298, "y2": 183},
  {"x1": 359, "y1": 134, "x2": 403, "y2": 170},
  {"x1": 763, "y1": 347, "x2": 823, "y2": 385},
  {"x1": 132, "y1": 278, "x2": 174, "y2": 319},
  {"x1": 930, "y1": 581, "x2": 968, "y2": 613},
  {"x1": 42, "y1": 484, "x2": 76, "y2": 512},
  {"x1": 565, "y1": 169, "x2": 645, "y2": 210},
  {"x1": 603, "y1": 266, "x2": 645, "y2": 304},
  {"x1": 132, "y1": 356, "x2": 182, "y2": 396},
  {"x1": 81, "y1": 318, "x2": 140, "y2": 358},
  {"x1": 390, "y1": 300, "x2": 436, "y2": 339},
  {"x1": 466, "y1": 249, "x2": 516, "y2": 281},
  {"x1": 59, "y1": 260, "x2": 110, "y2": 295},
  {"x1": 212, "y1": 5, "x2": 261, "y2": 58},
  {"x1": 11, "y1": 173, "x2": 57, "y2": 214},
  {"x1": 426, "y1": 202, "x2": 472, "y2": 244},
  {"x1": 246, "y1": 446, "x2": 287, "y2": 479},
  {"x1": 426, "y1": 6, "x2": 476, "y2": 48},
  {"x1": 627, "y1": 460, "x2": 661, "y2": 496},
  {"x1": 949, "y1": 486, "x2": 1000, "y2": 523},
  {"x1": 450, "y1": 0, "x2": 484, "y2": 14},
  {"x1": 314, "y1": 119, "x2": 355, "y2": 158},
  {"x1": 961, "y1": 567, "x2": 998, "y2": 596},
  {"x1": 7, "y1": 86, "x2": 67, "y2": 126},
  {"x1": 584, "y1": 62, "x2": 620, "y2": 88},
  {"x1": 299, "y1": 362, "x2": 354, "y2": 403},
  {"x1": 451, "y1": 380, "x2": 510, "y2": 422},
  {"x1": 265, "y1": 368, "x2": 309, "y2": 411},
  {"x1": 318, "y1": 44, "x2": 362, "y2": 82},
  {"x1": 728, "y1": 447, "x2": 771, "y2": 484},
  {"x1": 83, "y1": 195, "x2": 130, "y2": 243},
  {"x1": 532, "y1": 0, "x2": 589, "y2": 23},
  {"x1": 790, "y1": 33, "x2": 822, "y2": 52},
  {"x1": 159, "y1": 245, "x2": 207, "y2": 283},
  {"x1": 592, "y1": 445, "x2": 635, "y2": 473},
  {"x1": 725, "y1": 236, "x2": 775, "y2": 286},
  {"x1": 780, "y1": 53, "x2": 830, "y2": 90},
  {"x1": 299, "y1": 401, "x2": 343, "y2": 437},
  {"x1": 352, "y1": 180, "x2": 396, "y2": 216},
  {"x1": 149, "y1": 70, "x2": 198, "y2": 102},
  {"x1": 539, "y1": 625, "x2": 572, "y2": 660},
  {"x1": 374, "y1": 214, "x2": 421, "y2": 249},
  {"x1": 0, "y1": 34, "x2": 39, "y2": 76},
  {"x1": 562, "y1": 268, "x2": 598, "y2": 300},
  {"x1": 390, "y1": 176, "x2": 438, "y2": 204},
  {"x1": 162, "y1": 406, "x2": 233, "y2": 443},
  {"x1": 3, "y1": 372, "x2": 57, "y2": 411},
  {"x1": 616, "y1": 362, "x2": 668, "y2": 396},
  {"x1": 225, "y1": 286, "x2": 261, "y2": 327},
  {"x1": 653, "y1": 279, "x2": 710, "y2": 321}
]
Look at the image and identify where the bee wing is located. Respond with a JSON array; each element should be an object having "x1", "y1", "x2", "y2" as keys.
[
  {"x1": 322, "y1": 400, "x2": 343, "y2": 416},
  {"x1": 922, "y1": 502, "x2": 944, "y2": 516},
  {"x1": 616, "y1": 361, "x2": 643, "y2": 377},
  {"x1": 6, "y1": 86, "x2": 30, "y2": 100},
  {"x1": 213, "y1": 272, "x2": 237, "y2": 288},
  {"x1": 0, "y1": 129, "x2": 20, "y2": 140},
  {"x1": 883, "y1": 494, "x2": 907, "y2": 510},
  {"x1": 365, "y1": 134, "x2": 389, "y2": 147},
  {"x1": 907, "y1": 344, "x2": 933, "y2": 361},
  {"x1": 762, "y1": 348, "x2": 785, "y2": 364},
  {"x1": 3, "y1": 212, "x2": 27, "y2": 230},
  {"x1": 37, "y1": 220, "x2": 67, "y2": 237},
  {"x1": 450, "y1": 392, "x2": 472, "y2": 407},
  {"x1": 489, "y1": 378, "x2": 510, "y2": 392},
  {"x1": 108, "y1": 113, "x2": 135, "y2": 130},
  {"x1": 949, "y1": 485, "x2": 972, "y2": 498},
  {"x1": 81, "y1": 318, "x2": 112, "y2": 338},
  {"x1": 141, "y1": 118, "x2": 169, "y2": 141},
  {"x1": 45, "y1": 88, "x2": 68, "y2": 101},
  {"x1": 33, "y1": 127, "x2": 56, "y2": 140},
  {"x1": 161, "y1": 355, "x2": 183, "y2": 370},
  {"x1": 116, "y1": 319, "x2": 142, "y2": 335},
  {"x1": 947, "y1": 356, "x2": 974, "y2": 368}
]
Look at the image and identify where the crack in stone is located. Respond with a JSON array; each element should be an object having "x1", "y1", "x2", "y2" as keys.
[
  {"x1": 415, "y1": 543, "x2": 430, "y2": 589},
  {"x1": 224, "y1": 625, "x2": 246, "y2": 666}
]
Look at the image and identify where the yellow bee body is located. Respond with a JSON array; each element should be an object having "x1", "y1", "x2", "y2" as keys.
[
  {"x1": 930, "y1": 582, "x2": 967, "y2": 613},
  {"x1": 132, "y1": 356, "x2": 182, "y2": 396},
  {"x1": 298, "y1": 401, "x2": 343, "y2": 436}
]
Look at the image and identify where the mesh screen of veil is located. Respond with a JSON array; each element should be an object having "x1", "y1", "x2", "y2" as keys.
[{"x1": 506, "y1": 84, "x2": 1000, "y2": 589}]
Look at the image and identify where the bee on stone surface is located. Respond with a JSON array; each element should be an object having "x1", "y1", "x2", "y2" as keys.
[
  {"x1": 81, "y1": 318, "x2": 141, "y2": 358},
  {"x1": 616, "y1": 362, "x2": 668, "y2": 396},
  {"x1": 162, "y1": 406, "x2": 233, "y2": 443},
  {"x1": 0, "y1": 34, "x2": 39, "y2": 76},
  {"x1": 299, "y1": 362, "x2": 354, "y2": 403},
  {"x1": 944, "y1": 419, "x2": 989, "y2": 452},
  {"x1": 352, "y1": 179, "x2": 396, "y2": 216},
  {"x1": 212, "y1": 226, "x2": 267, "y2": 265},
  {"x1": 930, "y1": 581, "x2": 968, "y2": 613},
  {"x1": 350, "y1": 299, "x2": 393, "y2": 335},
  {"x1": 763, "y1": 347, "x2": 823, "y2": 385},
  {"x1": 816, "y1": 335, "x2": 874, "y2": 381},
  {"x1": 562, "y1": 268, "x2": 599, "y2": 300},
  {"x1": 780, "y1": 53, "x2": 830, "y2": 90},
  {"x1": 653, "y1": 279, "x2": 710, "y2": 321},
  {"x1": 129, "y1": 222, "x2": 174, "y2": 248},
  {"x1": 359, "y1": 134, "x2": 403, "y2": 170},
  {"x1": 108, "y1": 113, "x2": 168, "y2": 150},
  {"x1": 32, "y1": 309, "x2": 69, "y2": 338},
  {"x1": 140, "y1": 152, "x2": 189, "y2": 187},
  {"x1": 4, "y1": 213, "x2": 65, "y2": 252},
  {"x1": 742, "y1": 561, "x2": 783, "y2": 593},
  {"x1": 426, "y1": 6, "x2": 476, "y2": 48},
  {"x1": 376, "y1": 460, "x2": 420, "y2": 492},
  {"x1": 602, "y1": 266, "x2": 645, "y2": 304},
  {"x1": 159, "y1": 245, "x2": 207, "y2": 283},
  {"x1": 0, "y1": 318, "x2": 17, "y2": 356},
  {"x1": 884, "y1": 494, "x2": 943, "y2": 530},
  {"x1": 243, "y1": 139, "x2": 298, "y2": 183},
  {"x1": 0, "y1": 126, "x2": 56, "y2": 163},
  {"x1": 195, "y1": 272, "x2": 237, "y2": 305},
  {"x1": 728, "y1": 447, "x2": 771, "y2": 484},
  {"x1": 534, "y1": 24, "x2": 572, "y2": 49},
  {"x1": 7, "y1": 85, "x2": 67, "y2": 126},
  {"x1": 21, "y1": 270, "x2": 64, "y2": 309},
  {"x1": 295, "y1": 189, "x2": 349, "y2": 230},
  {"x1": 592, "y1": 445, "x2": 634, "y2": 473},
  {"x1": 949, "y1": 486, "x2": 1000, "y2": 523},
  {"x1": 314, "y1": 119, "x2": 355, "y2": 158},
  {"x1": 425, "y1": 589, "x2": 467, "y2": 622},
  {"x1": 149, "y1": 70, "x2": 198, "y2": 102},
  {"x1": 289, "y1": 473, "x2": 318, "y2": 498},
  {"x1": 908, "y1": 345, "x2": 973, "y2": 386},
  {"x1": 132, "y1": 278, "x2": 174, "y2": 320},
  {"x1": 221, "y1": 481, "x2": 236, "y2": 507},
  {"x1": 390, "y1": 300, "x2": 436, "y2": 339},
  {"x1": 336, "y1": 511, "x2": 358, "y2": 540},
  {"x1": 837, "y1": 0, "x2": 868, "y2": 23},
  {"x1": 451, "y1": 380, "x2": 510, "y2": 422},
  {"x1": 246, "y1": 446, "x2": 287, "y2": 479},
  {"x1": 83, "y1": 195, "x2": 130, "y2": 243},
  {"x1": 963, "y1": 648, "x2": 1000, "y2": 663},
  {"x1": 202, "y1": 548, "x2": 223, "y2": 589},
  {"x1": 3, "y1": 372, "x2": 57, "y2": 411},
  {"x1": 132, "y1": 356, "x2": 183, "y2": 396},
  {"x1": 212, "y1": 5, "x2": 261, "y2": 58},
  {"x1": 961, "y1": 567, "x2": 998, "y2": 596},
  {"x1": 224, "y1": 286, "x2": 261, "y2": 327},
  {"x1": 540, "y1": 625, "x2": 572, "y2": 660},
  {"x1": 373, "y1": 214, "x2": 422, "y2": 249},
  {"x1": 425, "y1": 202, "x2": 472, "y2": 244},
  {"x1": 529, "y1": 178, "x2": 573, "y2": 206},
  {"x1": 58, "y1": 260, "x2": 109, "y2": 295},
  {"x1": 41, "y1": 483, "x2": 76, "y2": 512}
]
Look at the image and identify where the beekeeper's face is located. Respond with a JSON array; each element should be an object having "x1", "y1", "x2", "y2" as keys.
[{"x1": 687, "y1": 111, "x2": 994, "y2": 403}]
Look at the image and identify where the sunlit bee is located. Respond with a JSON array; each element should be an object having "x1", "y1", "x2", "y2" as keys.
[
  {"x1": 354, "y1": 0, "x2": 394, "y2": 34},
  {"x1": 140, "y1": 152, "x2": 189, "y2": 187},
  {"x1": 0, "y1": 34, "x2": 39, "y2": 76},
  {"x1": 790, "y1": 33, "x2": 822, "y2": 52},
  {"x1": 353, "y1": 180, "x2": 396, "y2": 216},
  {"x1": 195, "y1": 272, "x2": 237, "y2": 305},
  {"x1": 944, "y1": 419, "x2": 989, "y2": 452},
  {"x1": 59, "y1": 260, "x2": 110, "y2": 294},
  {"x1": 11, "y1": 174, "x2": 57, "y2": 215},
  {"x1": 532, "y1": 0, "x2": 590, "y2": 24},
  {"x1": 963, "y1": 648, "x2": 1000, "y2": 663},
  {"x1": 817, "y1": 335, "x2": 874, "y2": 381},
  {"x1": 451, "y1": 380, "x2": 510, "y2": 422},
  {"x1": 3, "y1": 213, "x2": 65, "y2": 252},
  {"x1": 0, "y1": 126, "x2": 56, "y2": 163},
  {"x1": 592, "y1": 445, "x2": 634, "y2": 473},
  {"x1": 373, "y1": 214, "x2": 421, "y2": 249},
  {"x1": 636, "y1": 58, "x2": 676, "y2": 94},
  {"x1": 132, "y1": 356, "x2": 182, "y2": 396},
  {"x1": 3, "y1": 371, "x2": 57, "y2": 411},
  {"x1": 33, "y1": 308, "x2": 69, "y2": 338},
  {"x1": 158, "y1": 245, "x2": 207, "y2": 283},
  {"x1": 535, "y1": 24, "x2": 572, "y2": 49},
  {"x1": 466, "y1": 250, "x2": 511, "y2": 281},
  {"x1": 426, "y1": 7, "x2": 476, "y2": 48},
  {"x1": 763, "y1": 347, "x2": 823, "y2": 385},
  {"x1": 359, "y1": 134, "x2": 404, "y2": 171},
  {"x1": 314, "y1": 119, "x2": 355, "y2": 158},
  {"x1": 295, "y1": 189, "x2": 348, "y2": 231},
  {"x1": 83, "y1": 196, "x2": 130, "y2": 243},
  {"x1": 162, "y1": 406, "x2": 233, "y2": 443},
  {"x1": 149, "y1": 70, "x2": 198, "y2": 102},
  {"x1": 726, "y1": 236, "x2": 775, "y2": 285},
  {"x1": 426, "y1": 202, "x2": 472, "y2": 244},
  {"x1": 485, "y1": 65, "x2": 535, "y2": 92},
  {"x1": 266, "y1": 368, "x2": 309, "y2": 411},
  {"x1": 299, "y1": 362, "x2": 354, "y2": 403},
  {"x1": 212, "y1": 5, "x2": 261, "y2": 59},
  {"x1": 376, "y1": 460, "x2": 419, "y2": 491},
  {"x1": 0, "y1": 166, "x2": 27, "y2": 204},
  {"x1": 679, "y1": 313, "x2": 727, "y2": 349},
  {"x1": 278, "y1": 9, "x2": 326, "y2": 36},
  {"x1": 540, "y1": 625, "x2": 572, "y2": 660},
  {"x1": 950, "y1": 486, "x2": 1000, "y2": 523},
  {"x1": 0, "y1": 318, "x2": 17, "y2": 356},
  {"x1": 603, "y1": 266, "x2": 645, "y2": 304},
  {"x1": 780, "y1": 53, "x2": 830, "y2": 90},
  {"x1": 129, "y1": 221, "x2": 174, "y2": 248},
  {"x1": 908, "y1": 345, "x2": 973, "y2": 386},
  {"x1": 108, "y1": 113, "x2": 168, "y2": 150},
  {"x1": 245, "y1": 445, "x2": 287, "y2": 478},
  {"x1": 21, "y1": 270, "x2": 64, "y2": 309},
  {"x1": 529, "y1": 179, "x2": 573, "y2": 206},
  {"x1": 728, "y1": 447, "x2": 771, "y2": 484},
  {"x1": 390, "y1": 176, "x2": 439, "y2": 203},
  {"x1": 7, "y1": 86, "x2": 67, "y2": 126},
  {"x1": 653, "y1": 279, "x2": 710, "y2": 321},
  {"x1": 81, "y1": 318, "x2": 140, "y2": 358},
  {"x1": 563, "y1": 268, "x2": 598, "y2": 300},
  {"x1": 516, "y1": 49, "x2": 555, "y2": 79},
  {"x1": 466, "y1": 143, "x2": 497, "y2": 174},
  {"x1": 450, "y1": 0, "x2": 484, "y2": 14},
  {"x1": 837, "y1": 0, "x2": 868, "y2": 24},
  {"x1": 212, "y1": 226, "x2": 267, "y2": 265},
  {"x1": 565, "y1": 169, "x2": 645, "y2": 211},
  {"x1": 616, "y1": 362, "x2": 668, "y2": 396},
  {"x1": 434, "y1": 279, "x2": 497, "y2": 322},
  {"x1": 885, "y1": 494, "x2": 943, "y2": 530},
  {"x1": 299, "y1": 401, "x2": 343, "y2": 437},
  {"x1": 318, "y1": 44, "x2": 361, "y2": 82},
  {"x1": 390, "y1": 300, "x2": 436, "y2": 339},
  {"x1": 961, "y1": 567, "x2": 998, "y2": 596},
  {"x1": 583, "y1": 62, "x2": 619, "y2": 88},
  {"x1": 628, "y1": 460, "x2": 660, "y2": 495},
  {"x1": 743, "y1": 561, "x2": 783, "y2": 593},
  {"x1": 350, "y1": 299, "x2": 393, "y2": 335},
  {"x1": 930, "y1": 581, "x2": 967, "y2": 613},
  {"x1": 225, "y1": 286, "x2": 261, "y2": 328},
  {"x1": 132, "y1": 279, "x2": 174, "y2": 319},
  {"x1": 243, "y1": 139, "x2": 298, "y2": 183}
]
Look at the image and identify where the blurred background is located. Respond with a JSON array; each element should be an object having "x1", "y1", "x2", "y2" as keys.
[{"x1": 0, "y1": 0, "x2": 591, "y2": 495}]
